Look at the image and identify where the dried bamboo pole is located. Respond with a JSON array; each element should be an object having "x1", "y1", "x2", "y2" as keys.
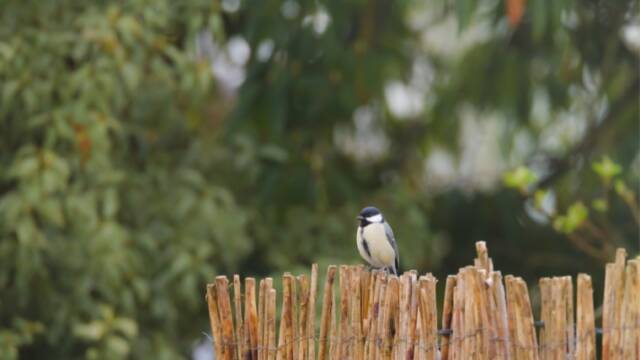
[
  {"x1": 602, "y1": 249, "x2": 627, "y2": 360},
  {"x1": 552, "y1": 277, "x2": 567, "y2": 360},
  {"x1": 245, "y1": 278, "x2": 260, "y2": 360},
  {"x1": 405, "y1": 273, "x2": 419, "y2": 360},
  {"x1": 318, "y1": 266, "x2": 337, "y2": 360},
  {"x1": 474, "y1": 241, "x2": 493, "y2": 274},
  {"x1": 365, "y1": 271, "x2": 381, "y2": 359},
  {"x1": 440, "y1": 275, "x2": 456, "y2": 360},
  {"x1": 351, "y1": 266, "x2": 364, "y2": 360},
  {"x1": 206, "y1": 284, "x2": 224, "y2": 357},
  {"x1": 538, "y1": 278, "x2": 550, "y2": 359},
  {"x1": 360, "y1": 268, "x2": 371, "y2": 329},
  {"x1": 381, "y1": 276, "x2": 398, "y2": 360},
  {"x1": 277, "y1": 277, "x2": 289, "y2": 360},
  {"x1": 575, "y1": 274, "x2": 595, "y2": 360},
  {"x1": 450, "y1": 273, "x2": 464, "y2": 360},
  {"x1": 563, "y1": 276, "x2": 575, "y2": 357},
  {"x1": 263, "y1": 278, "x2": 274, "y2": 360},
  {"x1": 259, "y1": 279, "x2": 266, "y2": 360},
  {"x1": 397, "y1": 274, "x2": 411, "y2": 360},
  {"x1": 364, "y1": 269, "x2": 379, "y2": 351},
  {"x1": 308, "y1": 264, "x2": 318, "y2": 360},
  {"x1": 330, "y1": 283, "x2": 338, "y2": 360},
  {"x1": 234, "y1": 275, "x2": 245, "y2": 360},
  {"x1": 291, "y1": 274, "x2": 298, "y2": 360},
  {"x1": 373, "y1": 273, "x2": 389, "y2": 360},
  {"x1": 461, "y1": 268, "x2": 478, "y2": 359},
  {"x1": 283, "y1": 275, "x2": 295, "y2": 360},
  {"x1": 490, "y1": 271, "x2": 510, "y2": 360},
  {"x1": 474, "y1": 269, "x2": 490, "y2": 360},
  {"x1": 297, "y1": 274, "x2": 309, "y2": 360},
  {"x1": 620, "y1": 260, "x2": 639, "y2": 359},
  {"x1": 418, "y1": 275, "x2": 438, "y2": 360},
  {"x1": 267, "y1": 288, "x2": 277, "y2": 360},
  {"x1": 216, "y1": 276, "x2": 237, "y2": 360},
  {"x1": 338, "y1": 265, "x2": 352, "y2": 359},
  {"x1": 540, "y1": 277, "x2": 565, "y2": 360},
  {"x1": 505, "y1": 275, "x2": 538, "y2": 360}
]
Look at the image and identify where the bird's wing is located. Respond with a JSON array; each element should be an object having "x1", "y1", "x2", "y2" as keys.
[{"x1": 384, "y1": 221, "x2": 399, "y2": 274}]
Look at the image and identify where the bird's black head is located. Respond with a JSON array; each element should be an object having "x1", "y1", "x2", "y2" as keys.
[{"x1": 357, "y1": 206, "x2": 383, "y2": 226}]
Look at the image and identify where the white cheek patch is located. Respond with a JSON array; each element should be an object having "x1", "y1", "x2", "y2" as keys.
[{"x1": 366, "y1": 214, "x2": 383, "y2": 223}]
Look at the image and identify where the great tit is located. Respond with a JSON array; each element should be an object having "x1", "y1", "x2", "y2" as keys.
[{"x1": 356, "y1": 206, "x2": 399, "y2": 275}]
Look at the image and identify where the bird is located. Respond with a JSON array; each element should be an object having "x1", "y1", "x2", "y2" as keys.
[{"x1": 356, "y1": 206, "x2": 399, "y2": 275}]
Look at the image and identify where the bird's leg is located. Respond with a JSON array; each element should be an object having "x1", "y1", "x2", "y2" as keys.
[{"x1": 365, "y1": 264, "x2": 375, "y2": 272}]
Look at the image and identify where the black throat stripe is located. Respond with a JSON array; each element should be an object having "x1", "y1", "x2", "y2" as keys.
[{"x1": 361, "y1": 231, "x2": 372, "y2": 258}]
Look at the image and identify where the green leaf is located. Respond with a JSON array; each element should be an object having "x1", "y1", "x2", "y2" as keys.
[
  {"x1": 614, "y1": 179, "x2": 634, "y2": 201},
  {"x1": 73, "y1": 322, "x2": 106, "y2": 341},
  {"x1": 533, "y1": 189, "x2": 548, "y2": 210},
  {"x1": 592, "y1": 198, "x2": 608, "y2": 213},
  {"x1": 592, "y1": 156, "x2": 622, "y2": 185},
  {"x1": 565, "y1": 202, "x2": 588, "y2": 232},
  {"x1": 503, "y1": 166, "x2": 538, "y2": 194},
  {"x1": 106, "y1": 335, "x2": 130, "y2": 356},
  {"x1": 113, "y1": 318, "x2": 138, "y2": 338}
]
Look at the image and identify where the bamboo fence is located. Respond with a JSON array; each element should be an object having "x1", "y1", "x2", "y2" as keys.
[{"x1": 206, "y1": 242, "x2": 640, "y2": 360}]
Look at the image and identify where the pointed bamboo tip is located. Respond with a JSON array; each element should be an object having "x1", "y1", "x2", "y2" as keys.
[{"x1": 615, "y1": 248, "x2": 627, "y2": 264}]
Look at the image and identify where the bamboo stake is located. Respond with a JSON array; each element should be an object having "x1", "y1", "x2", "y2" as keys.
[
  {"x1": 406, "y1": 273, "x2": 419, "y2": 360},
  {"x1": 282, "y1": 275, "x2": 294, "y2": 360},
  {"x1": 263, "y1": 278, "x2": 274, "y2": 360},
  {"x1": 308, "y1": 264, "x2": 318, "y2": 360},
  {"x1": 246, "y1": 278, "x2": 260, "y2": 360},
  {"x1": 234, "y1": 275, "x2": 244, "y2": 360},
  {"x1": 330, "y1": 281, "x2": 338, "y2": 360},
  {"x1": 216, "y1": 276, "x2": 237, "y2": 360},
  {"x1": 461, "y1": 268, "x2": 477, "y2": 359},
  {"x1": 474, "y1": 241, "x2": 493, "y2": 274},
  {"x1": 277, "y1": 277, "x2": 288, "y2": 360},
  {"x1": 620, "y1": 260, "x2": 639, "y2": 359},
  {"x1": 576, "y1": 274, "x2": 595, "y2": 360},
  {"x1": 440, "y1": 275, "x2": 456, "y2": 360},
  {"x1": 397, "y1": 274, "x2": 411, "y2": 360},
  {"x1": 602, "y1": 249, "x2": 627, "y2": 360},
  {"x1": 361, "y1": 268, "x2": 372, "y2": 330},
  {"x1": 259, "y1": 279, "x2": 266, "y2": 360},
  {"x1": 267, "y1": 288, "x2": 277, "y2": 360},
  {"x1": 539, "y1": 278, "x2": 551, "y2": 359},
  {"x1": 338, "y1": 265, "x2": 352, "y2": 359},
  {"x1": 451, "y1": 274, "x2": 464, "y2": 360},
  {"x1": 552, "y1": 277, "x2": 567, "y2": 360},
  {"x1": 505, "y1": 276, "x2": 538, "y2": 360},
  {"x1": 373, "y1": 273, "x2": 389, "y2": 360},
  {"x1": 206, "y1": 283, "x2": 224, "y2": 358},
  {"x1": 292, "y1": 274, "x2": 299, "y2": 360},
  {"x1": 351, "y1": 266, "x2": 364, "y2": 360},
  {"x1": 474, "y1": 269, "x2": 490, "y2": 360},
  {"x1": 364, "y1": 269, "x2": 379, "y2": 345},
  {"x1": 490, "y1": 271, "x2": 510, "y2": 360},
  {"x1": 419, "y1": 275, "x2": 438, "y2": 360},
  {"x1": 318, "y1": 266, "x2": 337, "y2": 360},
  {"x1": 298, "y1": 275, "x2": 309, "y2": 360},
  {"x1": 382, "y1": 276, "x2": 398, "y2": 360},
  {"x1": 563, "y1": 276, "x2": 575, "y2": 357},
  {"x1": 365, "y1": 271, "x2": 381, "y2": 359}
]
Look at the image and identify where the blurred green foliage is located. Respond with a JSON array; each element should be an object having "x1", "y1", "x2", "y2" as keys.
[{"x1": 0, "y1": 0, "x2": 638, "y2": 358}]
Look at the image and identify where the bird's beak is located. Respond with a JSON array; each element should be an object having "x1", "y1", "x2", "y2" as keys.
[{"x1": 356, "y1": 215, "x2": 364, "y2": 220}]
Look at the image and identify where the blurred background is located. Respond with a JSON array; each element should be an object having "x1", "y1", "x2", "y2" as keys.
[{"x1": 0, "y1": 0, "x2": 638, "y2": 358}]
